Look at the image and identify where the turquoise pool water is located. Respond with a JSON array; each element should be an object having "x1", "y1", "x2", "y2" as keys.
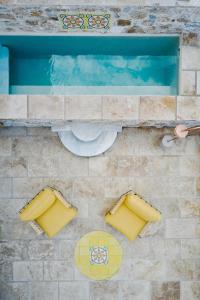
[{"x1": 0, "y1": 35, "x2": 179, "y2": 95}]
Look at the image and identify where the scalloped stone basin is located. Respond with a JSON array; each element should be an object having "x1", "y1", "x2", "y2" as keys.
[{"x1": 53, "y1": 123, "x2": 122, "y2": 157}]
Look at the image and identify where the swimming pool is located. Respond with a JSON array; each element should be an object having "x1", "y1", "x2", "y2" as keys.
[{"x1": 0, "y1": 35, "x2": 179, "y2": 95}]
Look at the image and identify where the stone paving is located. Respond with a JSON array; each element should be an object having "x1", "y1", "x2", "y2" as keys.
[{"x1": 0, "y1": 126, "x2": 200, "y2": 300}]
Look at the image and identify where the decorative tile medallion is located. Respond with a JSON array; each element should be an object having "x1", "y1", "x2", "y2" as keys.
[
  {"x1": 59, "y1": 13, "x2": 111, "y2": 31},
  {"x1": 90, "y1": 246, "x2": 108, "y2": 265},
  {"x1": 87, "y1": 14, "x2": 110, "y2": 30},
  {"x1": 59, "y1": 13, "x2": 85, "y2": 30}
]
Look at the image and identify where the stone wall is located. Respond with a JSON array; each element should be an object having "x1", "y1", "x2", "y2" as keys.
[{"x1": 0, "y1": 4, "x2": 199, "y2": 46}]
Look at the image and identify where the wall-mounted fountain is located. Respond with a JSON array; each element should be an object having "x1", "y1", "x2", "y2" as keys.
[{"x1": 52, "y1": 123, "x2": 122, "y2": 157}]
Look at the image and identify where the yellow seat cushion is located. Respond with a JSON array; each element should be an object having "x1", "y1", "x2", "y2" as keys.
[
  {"x1": 105, "y1": 204, "x2": 146, "y2": 241},
  {"x1": 36, "y1": 199, "x2": 77, "y2": 238},
  {"x1": 19, "y1": 188, "x2": 56, "y2": 221},
  {"x1": 125, "y1": 194, "x2": 161, "y2": 222}
]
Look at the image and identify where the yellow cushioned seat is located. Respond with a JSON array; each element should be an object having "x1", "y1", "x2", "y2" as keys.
[
  {"x1": 105, "y1": 191, "x2": 161, "y2": 241},
  {"x1": 36, "y1": 200, "x2": 77, "y2": 238},
  {"x1": 19, "y1": 187, "x2": 77, "y2": 238},
  {"x1": 105, "y1": 204, "x2": 146, "y2": 241}
]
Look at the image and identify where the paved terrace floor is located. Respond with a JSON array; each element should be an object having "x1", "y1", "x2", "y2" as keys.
[{"x1": 0, "y1": 126, "x2": 200, "y2": 300}]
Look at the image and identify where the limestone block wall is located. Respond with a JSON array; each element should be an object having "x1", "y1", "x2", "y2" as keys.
[{"x1": 1, "y1": 94, "x2": 200, "y2": 128}]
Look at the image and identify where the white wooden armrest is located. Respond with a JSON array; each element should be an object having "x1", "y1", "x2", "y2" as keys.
[
  {"x1": 53, "y1": 190, "x2": 71, "y2": 208},
  {"x1": 29, "y1": 221, "x2": 43, "y2": 235}
]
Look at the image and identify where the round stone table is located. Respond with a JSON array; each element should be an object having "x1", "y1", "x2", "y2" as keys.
[{"x1": 74, "y1": 231, "x2": 123, "y2": 280}]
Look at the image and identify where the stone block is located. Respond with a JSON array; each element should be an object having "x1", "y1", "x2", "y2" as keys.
[
  {"x1": 166, "y1": 259, "x2": 195, "y2": 280},
  {"x1": 135, "y1": 177, "x2": 195, "y2": 198},
  {"x1": 0, "y1": 95, "x2": 27, "y2": 119},
  {"x1": 181, "y1": 282, "x2": 200, "y2": 300},
  {"x1": 0, "y1": 282, "x2": 29, "y2": 300},
  {"x1": 13, "y1": 261, "x2": 43, "y2": 281},
  {"x1": 44, "y1": 260, "x2": 74, "y2": 280},
  {"x1": 58, "y1": 154, "x2": 88, "y2": 177},
  {"x1": 105, "y1": 128, "x2": 135, "y2": 156},
  {"x1": 194, "y1": 260, "x2": 200, "y2": 280},
  {"x1": 151, "y1": 281, "x2": 180, "y2": 300},
  {"x1": 149, "y1": 239, "x2": 181, "y2": 260},
  {"x1": 88, "y1": 196, "x2": 114, "y2": 218},
  {"x1": 0, "y1": 262, "x2": 13, "y2": 281},
  {"x1": 177, "y1": 96, "x2": 200, "y2": 120},
  {"x1": 121, "y1": 238, "x2": 151, "y2": 259},
  {"x1": 0, "y1": 198, "x2": 26, "y2": 221},
  {"x1": 117, "y1": 156, "x2": 179, "y2": 177},
  {"x1": 28, "y1": 240, "x2": 56, "y2": 260},
  {"x1": 56, "y1": 240, "x2": 75, "y2": 259},
  {"x1": 180, "y1": 71, "x2": 196, "y2": 95},
  {"x1": 120, "y1": 281, "x2": 151, "y2": 300},
  {"x1": 27, "y1": 156, "x2": 61, "y2": 177},
  {"x1": 65, "y1": 96, "x2": 102, "y2": 120},
  {"x1": 90, "y1": 282, "x2": 120, "y2": 300},
  {"x1": 105, "y1": 177, "x2": 131, "y2": 198},
  {"x1": 0, "y1": 178, "x2": 12, "y2": 197},
  {"x1": 73, "y1": 177, "x2": 104, "y2": 201},
  {"x1": 13, "y1": 136, "x2": 66, "y2": 158},
  {"x1": 13, "y1": 177, "x2": 47, "y2": 198},
  {"x1": 154, "y1": 197, "x2": 180, "y2": 218},
  {"x1": 59, "y1": 282, "x2": 89, "y2": 300},
  {"x1": 30, "y1": 282, "x2": 58, "y2": 300},
  {"x1": 180, "y1": 156, "x2": 200, "y2": 176},
  {"x1": 13, "y1": 177, "x2": 74, "y2": 202},
  {"x1": 140, "y1": 96, "x2": 176, "y2": 120},
  {"x1": 182, "y1": 46, "x2": 200, "y2": 70},
  {"x1": 29, "y1": 95, "x2": 64, "y2": 119},
  {"x1": 89, "y1": 156, "x2": 118, "y2": 176},
  {"x1": 165, "y1": 218, "x2": 197, "y2": 238},
  {"x1": 181, "y1": 239, "x2": 200, "y2": 259},
  {"x1": 0, "y1": 240, "x2": 28, "y2": 261},
  {"x1": 27, "y1": 151, "x2": 88, "y2": 177},
  {"x1": 102, "y1": 96, "x2": 139, "y2": 120},
  {"x1": 0, "y1": 157, "x2": 27, "y2": 177},
  {"x1": 179, "y1": 198, "x2": 200, "y2": 217},
  {"x1": 0, "y1": 219, "x2": 36, "y2": 240},
  {"x1": 115, "y1": 258, "x2": 166, "y2": 281},
  {"x1": 70, "y1": 196, "x2": 88, "y2": 218},
  {"x1": 0, "y1": 137, "x2": 11, "y2": 156}
]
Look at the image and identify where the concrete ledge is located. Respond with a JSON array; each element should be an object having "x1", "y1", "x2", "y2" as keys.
[
  {"x1": 29, "y1": 95, "x2": 65, "y2": 120},
  {"x1": 102, "y1": 96, "x2": 139, "y2": 120},
  {"x1": 0, "y1": 95, "x2": 27, "y2": 119},
  {"x1": 65, "y1": 96, "x2": 102, "y2": 120},
  {"x1": 1, "y1": 94, "x2": 200, "y2": 128},
  {"x1": 177, "y1": 96, "x2": 200, "y2": 120},
  {"x1": 140, "y1": 96, "x2": 176, "y2": 121}
]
